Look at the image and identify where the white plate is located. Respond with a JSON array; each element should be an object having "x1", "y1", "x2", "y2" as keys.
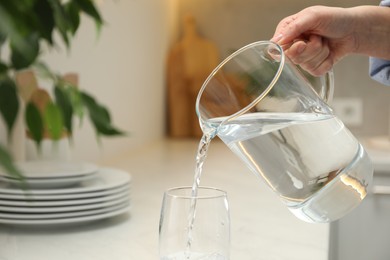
[
  {"x1": 0, "y1": 168, "x2": 131, "y2": 195},
  {"x1": 0, "y1": 201, "x2": 130, "y2": 220},
  {"x1": 0, "y1": 204, "x2": 130, "y2": 225},
  {"x1": 0, "y1": 173, "x2": 97, "y2": 189},
  {"x1": 0, "y1": 192, "x2": 130, "y2": 213},
  {"x1": 0, "y1": 183, "x2": 129, "y2": 201},
  {"x1": 0, "y1": 189, "x2": 130, "y2": 207},
  {"x1": 0, "y1": 161, "x2": 98, "y2": 179}
]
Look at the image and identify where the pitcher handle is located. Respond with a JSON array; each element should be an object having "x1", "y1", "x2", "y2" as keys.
[{"x1": 319, "y1": 70, "x2": 334, "y2": 104}]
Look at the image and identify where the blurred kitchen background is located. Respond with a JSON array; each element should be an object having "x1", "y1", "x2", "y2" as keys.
[
  {"x1": 176, "y1": 0, "x2": 390, "y2": 137},
  {"x1": 0, "y1": 1, "x2": 389, "y2": 259},
  {"x1": 51, "y1": 0, "x2": 390, "y2": 162},
  {"x1": 2, "y1": 0, "x2": 389, "y2": 162}
]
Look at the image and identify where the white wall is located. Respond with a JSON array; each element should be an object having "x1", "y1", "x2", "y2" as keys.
[{"x1": 37, "y1": 0, "x2": 179, "y2": 162}]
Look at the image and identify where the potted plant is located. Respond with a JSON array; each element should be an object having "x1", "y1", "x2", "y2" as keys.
[{"x1": 0, "y1": 0, "x2": 124, "y2": 179}]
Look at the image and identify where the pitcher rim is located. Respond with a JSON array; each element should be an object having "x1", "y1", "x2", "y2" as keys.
[
  {"x1": 195, "y1": 40, "x2": 285, "y2": 124},
  {"x1": 165, "y1": 186, "x2": 227, "y2": 200}
]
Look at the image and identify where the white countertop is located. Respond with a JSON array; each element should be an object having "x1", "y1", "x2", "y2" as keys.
[
  {"x1": 0, "y1": 139, "x2": 330, "y2": 260},
  {"x1": 361, "y1": 136, "x2": 390, "y2": 173}
]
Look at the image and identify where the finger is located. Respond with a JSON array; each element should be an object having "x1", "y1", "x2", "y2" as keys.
[
  {"x1": 285, "y1": 36, "x2": 333, "y2": 76},
  {"x1": 271, "y1": 15, "x2": 299, "y2": 44},
  {"x1": 304, "y1": 38, "x2": 331, "y2": 73},
  {"x1": 284, "y1": 40, "x2": 308, "y2": 61},
  {"x1": 299, "y1": 43, "x2": 332, "y2": 76},
  {"x1": 303, "y1": 57, "x2": 333, "y2": 76},
  {"x1": 271, "y1": 15, "x2": 296, "y2": 41},
  {"x1": 272, "y1": 7, "x2": 321, "y2": 46},
  {"x1": 289, "y1": 35, "x2": 328, "y2": 65}
]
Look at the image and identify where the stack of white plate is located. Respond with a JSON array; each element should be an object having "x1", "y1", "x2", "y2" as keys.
[{"x1": 0, "y1": 161, "x2": 131, "y2": 226}]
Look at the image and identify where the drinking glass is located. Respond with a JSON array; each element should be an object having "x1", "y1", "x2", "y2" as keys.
[{"x1": 159, "y1": 186, "x2": 230, "y2": 260}]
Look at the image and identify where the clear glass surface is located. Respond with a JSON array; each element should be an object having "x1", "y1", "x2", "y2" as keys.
[
  {"x1": 159, "y1": 187, "x2": 230, "y2": 260},
  {"x1": 195, "y1": 41, "x2": 373, "y2": 223}
]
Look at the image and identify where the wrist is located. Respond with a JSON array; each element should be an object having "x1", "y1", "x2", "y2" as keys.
[{"x1": 350, "y1": 6, "x2": 390, "y2": 58}]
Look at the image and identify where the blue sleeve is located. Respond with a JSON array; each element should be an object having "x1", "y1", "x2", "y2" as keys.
[{"x1": 369, "y1": 0, "x2": 390, "y2": 86}]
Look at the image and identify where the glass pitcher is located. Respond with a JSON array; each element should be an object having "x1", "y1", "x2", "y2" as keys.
[{"x1": 195, "y1": 41, "x2": 373, "y2": 223}]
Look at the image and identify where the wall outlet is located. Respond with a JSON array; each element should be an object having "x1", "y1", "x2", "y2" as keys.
[{"x1": 331, "y1": 98, "x2": 363, "y2": 127}]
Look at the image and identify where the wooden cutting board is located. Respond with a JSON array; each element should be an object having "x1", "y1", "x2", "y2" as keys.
[{"x1": 167, "y1": 14, "x2": 219, "y2": 138}]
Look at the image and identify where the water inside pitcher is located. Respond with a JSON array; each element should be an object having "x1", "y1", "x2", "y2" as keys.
[{"x1": 196, "y1": 41, "x2": 373, "y2": 223}]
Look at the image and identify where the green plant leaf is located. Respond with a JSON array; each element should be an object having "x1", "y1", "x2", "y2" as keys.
[
  {"x1": 81, "y1": 92, "x2": 125, "y2": 136},
  {"x1": 75, "y1": 0, "x2": 103, "y2": 30},
  {"x1": 25, "y1": 102, "x2": 44, "y2": 147},
  {"x1": 44, "y1": 102, "x2": 64, "y2": 140},
  {"x1": 0, "y1": 3, "x2": 26, "y2": 36},
  {"x1": 0, "y1": 144, "x2": 24, "y2": 180},
  {"x1": 0, "y1": 63, "x2": 8, "y2": 74},
  {"x1": 47, "y1": 0, "x2": 70, "y2": 47},
  {"x1": 0, "y1": 76, "x2": 19, "y2": 141},
  {"x1": 33, "y1": 61, "x2": 58, "y2": 81},
  {"x1": 10, "y1": 32, "x2": 40, "y2": 69},
  {"x1": 0, "y1": 30, "x2": 6, "y2": 46},
  {"x1": 66, "y1": 86, "x2": 84, "y2": 125},
  {"x1": 33, "y1": 0, "x2": 55, "y2": 44},
  {"x1": 54, "y1": 85, "x2": 73, "y2": 136},
  {"x1": 65, "y1": 1, "x2": 80, "y2": 35},
  {"x1": 81, "y1": 91, "x2": 110, "y2": 121}
]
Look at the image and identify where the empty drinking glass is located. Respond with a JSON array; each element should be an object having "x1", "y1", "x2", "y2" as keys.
[{"x1": 159, "y1": 186, "x2": 230, "y2": 260}]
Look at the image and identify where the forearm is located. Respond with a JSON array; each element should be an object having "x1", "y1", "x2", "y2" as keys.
[{"x1": 351, "y1": 5, "x2": 390, "y2": 59}]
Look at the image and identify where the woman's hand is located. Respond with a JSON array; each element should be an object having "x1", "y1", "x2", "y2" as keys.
[{"x1": 272, "y1": 4, "x2": 390, "y2": 86}]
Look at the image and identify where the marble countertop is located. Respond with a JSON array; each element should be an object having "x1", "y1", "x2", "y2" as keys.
[{"x1": 0, "y1": 139, "x2": 330, "y2": 260}]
